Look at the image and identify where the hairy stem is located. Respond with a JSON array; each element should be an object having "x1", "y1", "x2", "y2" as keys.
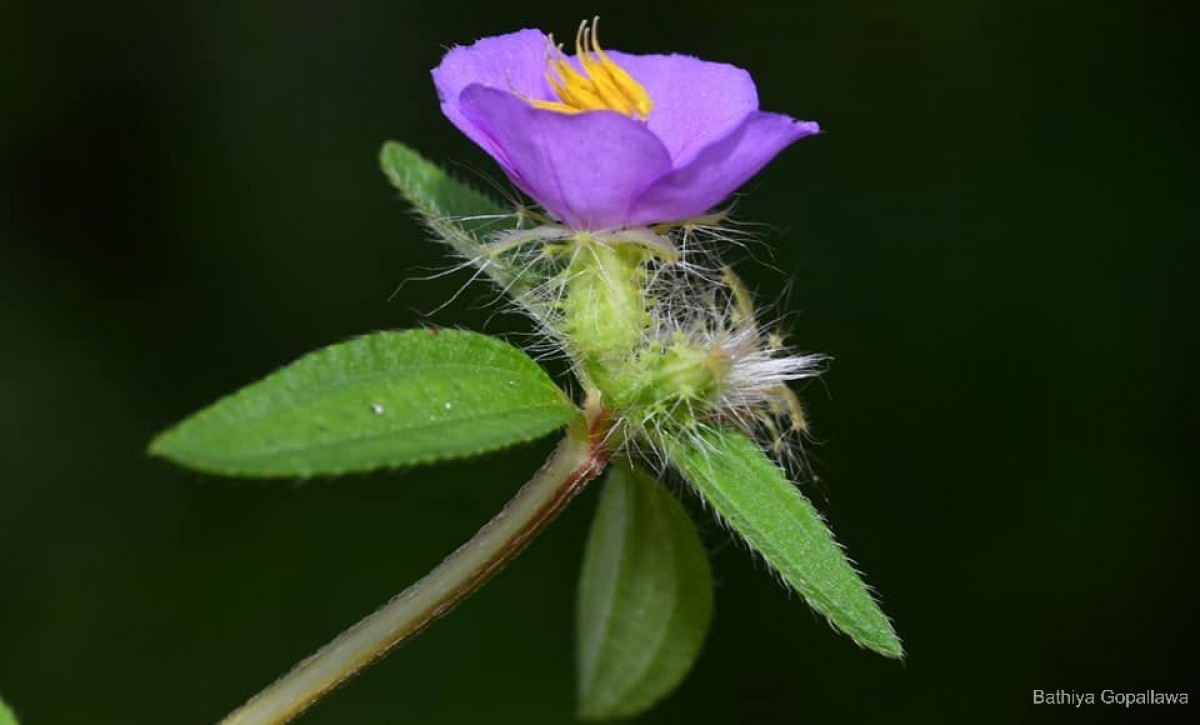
[{"x1": 222, "y1": 406, "x2": 611, "y2": 725}]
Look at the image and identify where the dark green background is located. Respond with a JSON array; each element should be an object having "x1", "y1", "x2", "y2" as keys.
[{"x1": 2, "y1": 1, "x2": 1193, "y2": 722}]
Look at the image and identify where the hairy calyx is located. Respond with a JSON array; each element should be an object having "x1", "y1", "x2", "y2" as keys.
[{"x1": 482, "y1": 221, "x2": 821, "y2": 457}]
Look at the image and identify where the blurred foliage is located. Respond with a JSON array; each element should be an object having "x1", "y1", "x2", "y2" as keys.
[
  {"x1": 0, "y1": 1, "x2": 1193, "y2": 723},
  {"x1": 0, "y1": 694, "x2": 18, "y2": 725},
  {"x1": 577, "y1": 464, "x2": 714, "y2": 720}
]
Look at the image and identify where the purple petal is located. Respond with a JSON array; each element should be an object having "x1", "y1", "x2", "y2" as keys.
[
  {"x1": 432, "y1": 29, "x2": 554, "y2": 160},
  {"x1": 459, "y1": 85, "x2": 673, "y2": 229},
  {"x1": 627, "y1": 112, "x2": 821, "y2": 226},
  {"x1": 604, "y1": 52, "x2": 760, "y2": 168}
]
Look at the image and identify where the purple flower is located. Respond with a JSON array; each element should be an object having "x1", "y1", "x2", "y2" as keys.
[{"x1": 432, "y1": 20, "x2": 820, "y2": 231}]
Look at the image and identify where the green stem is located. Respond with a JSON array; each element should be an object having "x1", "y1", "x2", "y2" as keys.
[{"x1": 221, "y1": 407, "x2": 611, "y2": 725}]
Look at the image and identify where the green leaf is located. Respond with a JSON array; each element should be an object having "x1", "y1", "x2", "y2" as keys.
[
  {"x1": 669, "y1": 428, "x2": 902, "y2": 659},
  {"x1": 1, "y1": 694, "x2": 18, "y2": 725},
  {"x1": 379, "y1": 141, "x2": 520, "y2": 289},
  {"x1": 577, "y1": 464, "x2": 714, "y2": 720},
  {"x1": 150, "y1": 330, "x2": 577, "y2": 477}
]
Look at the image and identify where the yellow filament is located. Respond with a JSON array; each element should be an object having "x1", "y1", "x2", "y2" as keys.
[{"x1": 527, "y1": 17, "x2": 653, "y2": 119}]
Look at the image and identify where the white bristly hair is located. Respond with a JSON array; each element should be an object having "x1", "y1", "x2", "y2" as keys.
[{"x1": 419, "y1": 205, "x2": 825, "y2": 475}]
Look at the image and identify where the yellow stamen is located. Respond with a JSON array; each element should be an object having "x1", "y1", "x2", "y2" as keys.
[{"x1": 526, "y1": 17, "x2": 653, "y2": 120}]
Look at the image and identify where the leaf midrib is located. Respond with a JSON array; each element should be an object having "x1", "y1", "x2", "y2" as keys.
[
  {"x1": 177, "y1": 400, "x2": 575, "y2": 464},
  {"x1": 189, "y1": 360, "x2": 564, "y2": 428}
]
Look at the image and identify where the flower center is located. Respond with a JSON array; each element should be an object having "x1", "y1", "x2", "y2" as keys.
[{"x1": 528, "y1": 17, "x2": 653, "y2": 120}]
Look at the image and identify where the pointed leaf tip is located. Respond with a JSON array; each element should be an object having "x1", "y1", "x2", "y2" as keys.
[
  {"x1": 380, "y1": 141, "x2": 525, "y2": 290},
  {"x1": 669, "y1": 428, "x2": 902, "y2": 659},
  {"x1": 151, "y1": 329, "x2": 577, "y2": 478}
]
